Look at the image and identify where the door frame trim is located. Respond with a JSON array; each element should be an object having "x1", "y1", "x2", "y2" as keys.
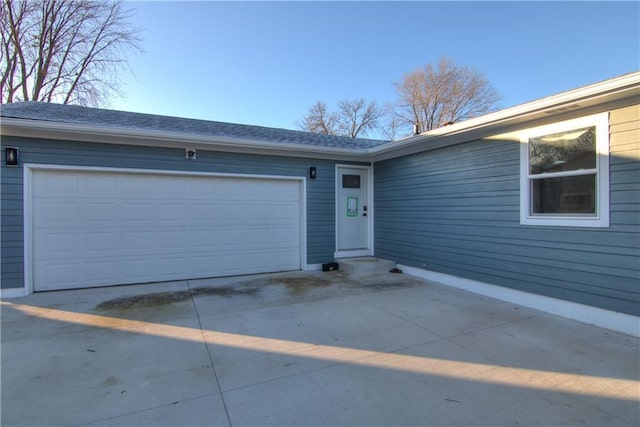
[
  {"x1": 334, "y1": 164, "x2": 373, "y2": 259},
  {"x1": 23, "y1": 163, "x2": 307, "y2": 294}
]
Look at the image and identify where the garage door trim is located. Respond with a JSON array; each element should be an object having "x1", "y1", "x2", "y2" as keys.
[{"x1": 23, "y1": 163, "x2": 307, "y2": 294}]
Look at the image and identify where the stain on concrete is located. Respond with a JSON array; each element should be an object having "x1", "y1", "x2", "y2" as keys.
[
  {"x1": 191, "y1": 286, "x2": 260, "y2": 298},
  {"x1": 96, "y1": 286, "x2": 259, "y2": 310},
  {"x1": 362, "y1": 281, "x2": 413, "y2": 290},
  {"x1": 242, "y1": 275, "x2": 334, "y2": 296},
  {"x1": 269, "y1": 276, "x2": 332, "y2": 290},
  {"x1": 95, "y1": 272, "x2": 416, "y2": 310},
  {"x1": 102, "y1": 376, "x2": 118, "y2": 387},
  {"x1": 286, "y1": 277, "x2": 331, "y2": 286},
  {"x1": 212, "y1": 275, "x2": 335, "y2": 297}
]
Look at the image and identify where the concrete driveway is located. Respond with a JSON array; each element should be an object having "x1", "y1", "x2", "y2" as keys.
[{"x1": 1, "y1": 270, "x2": 638, "y2": 426}]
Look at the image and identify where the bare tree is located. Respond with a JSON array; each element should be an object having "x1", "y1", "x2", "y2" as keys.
[
  {"x1": 299, "y1": 97, "x2": 384, "y2": 138},
  {"x1": 1, "y1": 0, "x2": 142, "y2": 106},
  {"x1": 392, "y1": 57, "x2": 501, "y2": 134},
  {"x1": 336, "y1": 98, "x2": 384, "y2": 138},
  {"x1": 298, "y1": 101, "x2": 340, "y2": 135}
]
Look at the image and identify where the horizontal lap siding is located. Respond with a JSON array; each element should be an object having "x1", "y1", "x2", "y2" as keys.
[
  {"x1": 1, "y1": 167, "x2": 23, "y2": 288},
  {"x1": 375, "y1": 106, "x2": 640, "y2": 315},
  {"x1": 1, "y1": 137, "x2": 349, "y2": 289}
]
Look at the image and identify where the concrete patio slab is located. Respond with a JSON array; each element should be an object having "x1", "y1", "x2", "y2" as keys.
[{"x1": 1, "y1": 270, "x2": 638, "y2": 426}]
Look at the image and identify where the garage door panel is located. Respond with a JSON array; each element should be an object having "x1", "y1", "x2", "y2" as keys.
[
  {"x1": 154, "y1": 256, "x2": 190, "y2": 277},
  {"x1": 121, "y1": 231, "x2": 155, "y2": 250},
  {"x1": 154, "y1": 175, "x2": 186, "y2": 195},
  {"x1": 118, "y1": 174, "x2": 153, "y2": 196},
  {"x1": 80, "y1": 202, "x2": 117, "y2": 223},
  {"x1": 84, "y1": 260, "x2": 121, "y2": 282},
  {"x1": 155, "y1": 229, "x2": 186, "y2": 249},
  {"x1": 31, "y1": 169, "x2": 303, "y2": 291},
  {"x1": 187, "y1": 178, "x2": 217, "y2": 195},
  {"x1": 83, "y1": 232, "x2": 118, "y2": 251},
  {"x1": 119, "y1": 259, "x2": 157, "y2": 279},
  {"x1": 34, "y1": 200, "x2": 78, "y2": 225},
  {"x1": 190, "y1": 202, "x2": 218, "y2": 221},
  {"x1": 190, "y1": 255, "x2": 221, "y2": 275},
  {"x1": 36, "y1": 233, "x2": 78, "y2": 257},
  {"x1": 119, "y1": 202, "x2": 153, "y2": 222},
  {"x1": 156, "y1": 203, "x2": 187, "y2": 223},
  {"x1": 82, "y1": 173, "x2": 117, "y2": 194},
  {"x1": 38, "y1": 262, "x2": 80, "y2": 290},
  {"x1": 34, "y1": 172, "x2": 78, "y2": 196}
]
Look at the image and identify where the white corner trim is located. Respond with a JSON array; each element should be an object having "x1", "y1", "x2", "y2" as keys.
[
  {"x1": 0, "y1": 287, "x2": 28, "y2": 299},
  {"x1": 398, "y1": 264, "x2": 640, "y2": 338}
]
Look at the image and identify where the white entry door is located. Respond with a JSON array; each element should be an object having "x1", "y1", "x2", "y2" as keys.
[
  {"x1": 30, "y1": 168, "x2": 304, "y2": 291},
  {"x1": 336, "y1": 166, "x2": 369, "y2": 251}
]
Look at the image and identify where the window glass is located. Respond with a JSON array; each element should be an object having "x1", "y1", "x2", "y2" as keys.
[
  {"x1": 342, "y1": 174, "x2": 361, "y2": 189},
  {"x1": 529, "y1": 126, "x2": 596, "y2": 174},
  {"x1": 531, "y1": 175, "x2": 596, "y2": 215}
]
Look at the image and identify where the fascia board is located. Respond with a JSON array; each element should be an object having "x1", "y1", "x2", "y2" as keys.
[
  {"x1": 369, "y1": 72, "x2": 640, "y2": 161},
  {"x1": 0, "y1": 118, "x2": 370, "y2": 162}
]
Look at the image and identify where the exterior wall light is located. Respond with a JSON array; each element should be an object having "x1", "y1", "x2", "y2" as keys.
[
  {"x1": 309, "y1": 166, "x2": 317, "y2": 180},
  {"x1": 5, "y1": 147, "x2": 18, "y2": 166},
  {"x1": 185, "y1": 149, "x2": 196, "y2": 160}
]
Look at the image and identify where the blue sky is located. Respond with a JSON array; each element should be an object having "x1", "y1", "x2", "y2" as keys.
[{"x1": 111, "y1": 1, "x2": 639, "y2": 137}]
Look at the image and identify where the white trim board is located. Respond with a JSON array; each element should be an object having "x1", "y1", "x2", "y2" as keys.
[{"x1": 398, "y1": 264, "x2": 640, "y2": 338}]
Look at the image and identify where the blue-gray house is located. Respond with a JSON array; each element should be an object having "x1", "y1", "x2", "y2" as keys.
[{"x1": 1, "y1": 72, "x2": 638, "y2": 336}]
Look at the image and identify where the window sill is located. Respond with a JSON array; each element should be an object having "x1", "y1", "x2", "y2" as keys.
[{"x1": 520, "y1": 216, "x2": 609, "y2": 228}]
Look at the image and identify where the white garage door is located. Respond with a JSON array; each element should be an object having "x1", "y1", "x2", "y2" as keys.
[{"x1": 31, "y1": 168, "x2": 303, "y2": 291}]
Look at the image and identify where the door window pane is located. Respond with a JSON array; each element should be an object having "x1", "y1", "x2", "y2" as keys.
[{"x1": 342, "y1": 174, "x2": 361, "y2": 189}]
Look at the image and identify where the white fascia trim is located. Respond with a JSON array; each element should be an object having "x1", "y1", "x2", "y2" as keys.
[
  {"x1": 1, "y1": 118, "x2": 370, "y2": 161},
  {"x1": 399, "y1": 264, "x2": 640, "y2": 338},
  {"x1": 370, "y1": 72, "x2": 640, "y2": 159}
]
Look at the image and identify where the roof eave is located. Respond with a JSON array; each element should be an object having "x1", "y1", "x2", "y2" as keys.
[
  {"x1": 0, "y1": 118, "x2": 372, "y2": 162},
  {"x1": 369, "y1": 71, "x2": 640, "y2": 161}
]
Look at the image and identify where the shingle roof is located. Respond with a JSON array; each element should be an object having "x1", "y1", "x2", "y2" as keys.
[{"x1": 0, "y1": 102, "x2": 389, "y2": 149}]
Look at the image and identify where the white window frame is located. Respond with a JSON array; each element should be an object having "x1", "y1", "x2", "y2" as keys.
[{"x1": 519, "y1": 112, "x2": 610, "y2": 227}]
